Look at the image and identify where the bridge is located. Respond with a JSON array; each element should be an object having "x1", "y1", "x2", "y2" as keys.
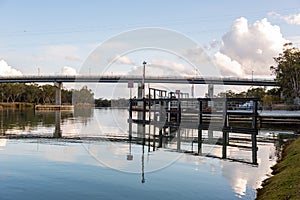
[
  {"x1": 0, "y1": 75, "x2": 277, "y2": 86},
  {"x1": 0, "y1": 75, "x2": 277, "y2": 106}
]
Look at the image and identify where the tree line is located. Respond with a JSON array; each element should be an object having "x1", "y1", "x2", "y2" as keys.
[
  {"x1": 216, "y1": 87, "x2": 281, "y2": 108},
  {"x1": 0, "y1": 83, "x2": 94, "y2": 105}
]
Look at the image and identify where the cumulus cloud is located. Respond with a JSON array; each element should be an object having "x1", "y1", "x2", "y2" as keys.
[
  {"x1": 0, "y1": 59, "x2": 22, "y2": 76},
  {"x1": 269, "y1": 12, "x2": 300, "y2": 25},
  {"x1": 61, "y1": 66, "x2": 77, "y2": 75},
  {"x1": 214, "y1": 52, "x2": 245, "y2": 76},
  {"x1": 214, "y1": 17, "x2": 289, "y2": 76}
]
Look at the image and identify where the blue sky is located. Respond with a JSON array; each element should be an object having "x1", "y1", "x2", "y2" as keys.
[{"x1": 0, "y1": 1, "x2": 300, "y2": 97}]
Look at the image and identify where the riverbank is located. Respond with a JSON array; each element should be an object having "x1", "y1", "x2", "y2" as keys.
[
  {"x1": 0, "y1": 102, "x2": 34, "y2": 109},
  {"x1": 256, "y1": 136, "x2": 300, "y2": 199}
]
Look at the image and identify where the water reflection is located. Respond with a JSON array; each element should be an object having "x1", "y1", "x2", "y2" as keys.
[
  {"x1": 0, "y1": 138, "x2": 7, "y2": 149},
  {"x1": 128, "y1": 120, "x2": 259, "y2": 165},
  {"x1": 0, "y1": 107, "x2": 93, "y2": 138},
  {"x1": 0, "y1": 108, "x2": 296, "y2": 199}
]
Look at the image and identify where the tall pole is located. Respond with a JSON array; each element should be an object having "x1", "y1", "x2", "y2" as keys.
[{"x1": 142, "y1": 61, "x2": 146, "y2": 98}]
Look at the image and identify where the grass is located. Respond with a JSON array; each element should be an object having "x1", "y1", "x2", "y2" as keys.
[{"x1": 257, "y1": 136, "x2": 300, "y2": 200}]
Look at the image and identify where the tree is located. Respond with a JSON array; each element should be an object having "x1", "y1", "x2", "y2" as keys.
[
  {"x1": 271, "y1": 43, "x2": 300, "y2": 101},
  {"x1": 61, "y1": 88, "x2": 72, "y2": 104},
  {"x1": 41, "y1": 85, "x2": 56, "y2": 104},
  {"x1": 217, "y1": 90, "x2": 236, "y2": 98},
  {"x1": 72, "y1": 86, "x2": 94, "y2": 105},
  {"x1": 10, "y1": 83, "x2": 26, "y2": 103},
  {"x1": 94, "y1": 98, "x2": 111, "y2": 107},
  {"x1": 246, "y1": 87, "x2": 266, "y2": 101},
  {"x1": 22, "y1": 83, "x2": 42, "y2": 104}
]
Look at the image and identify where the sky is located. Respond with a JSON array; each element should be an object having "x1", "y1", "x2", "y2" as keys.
[{"x1": 0, "y1": 0, "x2": 300, "y2": 98}]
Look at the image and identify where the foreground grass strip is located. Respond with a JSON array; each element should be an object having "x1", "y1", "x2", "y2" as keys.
[{"x1": 257, "y1": 137, "x2": 300, "y2": 200}]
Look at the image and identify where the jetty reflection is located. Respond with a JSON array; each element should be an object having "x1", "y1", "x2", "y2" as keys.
[
  {"x1": 0, "y1": 107, "x2": 296, "y2": 199},
  {"x1": 0, "y1": 106, "x2": 291, "y2": 167},
  {"x1": 129, "y1": 97, "x2": 260, "y2": 165}
]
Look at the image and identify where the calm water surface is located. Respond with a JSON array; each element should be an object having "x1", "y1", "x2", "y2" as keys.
[{"x1": 0, "y1": 108, "x2": 291, "y2": 199}]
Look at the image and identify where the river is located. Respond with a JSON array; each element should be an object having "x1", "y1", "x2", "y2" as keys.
[{"x1": 0, "y1": 108, "x2": 293, "y2": 199}]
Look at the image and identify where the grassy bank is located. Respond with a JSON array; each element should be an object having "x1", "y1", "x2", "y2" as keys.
[{"x1": 257, "y1": 136, "x2": 300, "y2": 200}]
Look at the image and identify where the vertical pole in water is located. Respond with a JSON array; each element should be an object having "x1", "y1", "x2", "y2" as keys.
[
  {"x1": 223, "y1": 99, "x2": 229, "y2": 144},
  {"x1": 208, "y1": 84, "x2": 214, "y2": 141},
  {"x1": 177, "y1": 100, "x2": 181, "y2": 126},
  {"x1": 158, "y1": 99, "x2": 163, "y2": 148},
  {"x1": 129, "y1": 99, "x2": 132, "y2": 141},
  {"x1": 159, "y1": 128, "x2": 163, "y2": 148},
  {"x1": 141, "y1": 141, "x2": 145, "y2": 184},
  {"x1": 177, "y1": 128, "x2": 181, "y2": 152},
  {"x1": 198, "y1": 99, "x2": 203, "y2": 155},
  {"x1": 153, "y1": 125, "x2": 156, "y2": 151},
  {"x1": 252, "y1": 99, "x2": 258, "y2": 164},
  {"x1": 55, "y1": 82, "x2": 62, "y2": 106},
  {"x1": 143, "y1": 98, "x2": 146, "y2": 143},
  {"x1": 137, "y1": 83, "x2": 145, "y2": 138},
  {"x1": 148, "y1": 99, "x2": 151, "y2": 153},
  {"x1": 142, "y1": 61, "x2": 146, "y2": 99},
  {"x1": 222, "y1": 131, "x2": 228, "y2": 159},
  {"x1": 127, "y1": 102, "x2": 133, "y2": 161},
  {"x1": 167, "y1": 100, "x2": 171, "y2": 135}
]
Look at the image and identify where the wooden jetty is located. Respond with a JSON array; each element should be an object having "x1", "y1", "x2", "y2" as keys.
[
  {"x1": 129, "y1": 91, "x2": 259, "y2": 164},
  {"x1": 35, "y1": 105, "x2": 74, "y2": 111}
]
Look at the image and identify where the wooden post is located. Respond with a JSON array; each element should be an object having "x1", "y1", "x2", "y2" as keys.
[
  {"x1": 159, "y1": 128, "x2": 163, "y2": 148},
  {"x1": 198, "y1": 99, "x2": 203, "y2": 155},
  {"x1": 252, "y1": 99, "x2": 258, "y2": 164},
  {"x1": 198, "y1": 129, "x2": 202, "y2": 155},
  {"x1": 177, "y1": 128, "x2": 181, "y2": 152},
  {"x1": 222, "y1": 131, "x2": 228, "y2": 159},
  {"x1": 153, "y1": 126, "x2": 156, "y2": 151},
  {"x1": 128, "y1": 99, "x2": 132, "y2": 141}
]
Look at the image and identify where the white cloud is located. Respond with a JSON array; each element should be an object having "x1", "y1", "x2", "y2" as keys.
[
  {"x1": 269, "y1": 12, "x2": 300, "y2": 25},
  {"x1": 112, "y1": 55, "x2": 134, "y2": 65},
  {"x1": 61, "y1": 66, "x2": 77, "y2": 75},
  {"x1": 214, "y1": 52, "x2": 245, "y2": 77},
  {"x1": 283, "y1": 13, "x2": 300, "y2": 25},
  {"x1": 0, "y1": 59, "x2": 22, "y2": 76},
  {"x1": 215, "y1": 17, "x2": 289, "y2": 76}
]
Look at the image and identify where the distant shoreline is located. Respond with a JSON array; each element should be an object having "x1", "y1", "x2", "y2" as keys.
[{"x1": 0, "y1": 102, "x2": 35, "y2": 109}]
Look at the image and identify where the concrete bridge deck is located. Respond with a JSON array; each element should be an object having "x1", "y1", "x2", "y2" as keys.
[{"x1": 0, "y1": 75, "x2": 277, "y2": 86}]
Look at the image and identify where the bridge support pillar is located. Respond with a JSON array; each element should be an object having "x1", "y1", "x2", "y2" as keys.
[
  {"x1": 55, "y1": 82, "x2": 62, "y2": 106},
  {"x1": 208, "y1": 84, "x2": 214, "y2": 98}
]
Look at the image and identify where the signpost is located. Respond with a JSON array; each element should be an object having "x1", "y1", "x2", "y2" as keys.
[{"x1": 128, "y1": 80, "x2": 134, "y2": 99}]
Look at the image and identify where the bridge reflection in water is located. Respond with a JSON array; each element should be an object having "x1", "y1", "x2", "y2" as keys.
[{"x1": 128, "y1": 97, "x2": 259, "y2": 165}]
